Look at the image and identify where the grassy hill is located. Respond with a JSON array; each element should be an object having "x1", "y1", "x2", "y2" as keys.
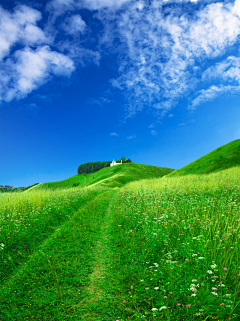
[
  {"x1": 31, "y1": 162, "x2": 175, "y2": 191},
  {"x1": 167, "y1": 139, "x2": 240, "y2": 177},
  {"x1": 1, "y1": 153, "x2": 240, "y2": 320}
]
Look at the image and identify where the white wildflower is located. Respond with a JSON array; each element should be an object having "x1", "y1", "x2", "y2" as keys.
[{"x1": 159, "y1": 306, "x2": 167, "y2": 311}]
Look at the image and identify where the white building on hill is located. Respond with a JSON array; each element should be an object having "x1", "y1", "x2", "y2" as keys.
[{"x1": 110, "y1": 158, "x2": 122, "y2": 167}]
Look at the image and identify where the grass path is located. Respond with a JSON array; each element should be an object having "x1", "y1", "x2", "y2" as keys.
[
  {"x1": 0, "y1": 189, "x2": 116, "y2": 320},
  {"x1": 76, "y1": 191, "x2": 118, "y2": 320}
]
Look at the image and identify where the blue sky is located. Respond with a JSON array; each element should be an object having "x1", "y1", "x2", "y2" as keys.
[{"x1": 0, "y1": 0, "x2": 240, "y2": 187}]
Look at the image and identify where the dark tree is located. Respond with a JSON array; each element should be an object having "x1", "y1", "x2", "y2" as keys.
[{"x1": 77, "y1": 160, "x2": 112, "y2": 174}]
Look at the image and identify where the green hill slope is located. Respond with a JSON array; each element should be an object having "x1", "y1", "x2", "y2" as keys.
[
  {"x1": 167, "y1": 139, "x2": 240, "y2": 177},
  {"x1": 32, "y1": 163, "x2": 175, "y2": 190}
]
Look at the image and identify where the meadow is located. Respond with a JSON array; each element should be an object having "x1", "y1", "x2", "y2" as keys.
[
  {"x1": 105, "y1": 167, "x2": 240, "y2": 320},
  {"x1": 0, "y1": 165, "x2": 239, "y2": 320}
]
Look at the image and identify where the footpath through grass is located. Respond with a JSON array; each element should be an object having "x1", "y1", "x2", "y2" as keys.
[
  {"x1": 0, "y1": 187, "x2": 101, "y2": 282},
  {"x1": 1, "y1": 167, "x2": 239, "y2": 320},
  {"x1": 0, "y1": 187, "x2": 116, "y2": 320}
]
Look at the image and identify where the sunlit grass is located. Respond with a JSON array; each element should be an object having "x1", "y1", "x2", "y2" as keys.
[
  {"x1": 124, "y1": 166, "x2": 240, "y2": 192},
  {"x1": 0, "y1": 166, "x2": 239, "y2": 320},
  {"x1": 167, "y1": 139, "x2": 240, "y2": 176},
  {"x1": 31, "y1": 163, "x2": 174, "y2": 191},
  {"x1": 0, "y1": 188, "x2": 115, "y2": 320},
  {"x1": 0, "y1": 187, "x2": 105, "y2": 282},
  {"x1": 105, "y1": 167, "x2": 240, "y2": 320},
  {"x1": 0, "y1": 186, "x2": 116, "y2": 320}
]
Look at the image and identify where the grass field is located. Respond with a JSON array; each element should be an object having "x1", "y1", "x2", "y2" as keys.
[
  {"x1": 0, "y1": 142, "x2": 239, "y2": 320},
  {"x1": 105, "y1": 167, "x2": 240, "y2": 320}
]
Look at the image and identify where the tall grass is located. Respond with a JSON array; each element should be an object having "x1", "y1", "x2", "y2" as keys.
[
  {"x1": 127, "y1": 166, "x2": 240, "y2": 191},
  {"x1": 0, "y1": 187, "x2": 103, "y2": 282},
  {"x1": 105, "y1": 167, "x2": 240, "y2": 320},
  {"x1": 0, "y1": 187, "x2": 115, "y2": 320},
  {"x1": 0, "y1": 167, "x2": 239, "y2": 320}
]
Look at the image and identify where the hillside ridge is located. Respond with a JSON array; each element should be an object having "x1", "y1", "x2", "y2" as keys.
[
  {"x1": 167, "y1": 139, "x2": 240, "y2": 177},
  {"x1": 31, "y1": 163, "x2": 175, "y2": 191}
]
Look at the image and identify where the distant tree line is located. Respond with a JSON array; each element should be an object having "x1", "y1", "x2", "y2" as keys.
[
  {"x1": 77, "y1": 157, "x2": 131, "y2": 175},
  {"x1": 0, "y1": 183, "x2": 39, "y2": 193}
]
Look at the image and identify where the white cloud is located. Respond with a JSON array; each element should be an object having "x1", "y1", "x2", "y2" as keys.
[
  {"x1": 0, "y1": 5, "x2": 47, "y2": 61},
  {"x1": 0, "y1": 46, "x2": 75, "y2": 102},
  {"x1": 2, "y1": 0, "x2": 240, "y2": 111},
  {"x1": 80, "y1": 0, "x2": 131, "y2": 10},
  {"x1": 148, "y1": 124, "x2": 155, "y2": 129},
  {"x1": 203, "y1": 56, "x2": 240, "y2": 83},
  {"x1": 47, "y1": 0, "x2": 130, "y2": 15},
  {"x1": 0, "y1": 4, "x2": 101, "y2": 103},
  {"x1": 0, "y1": 4, "x2": 76, "y2": 103},
  {"x1": 151, "y1": 130, "x2": 158, "y2": 136},
  {"x1": 62, "y1": 14, "x2": 87, "y2": 35},
  {"x1": 190, "y1": 55, "x2": 240, "y2": 107},
  {"x1": 233, "y1": 0, "x2": 240, "y2": 17},
  {"x1": 178, "y1": 119, "x2": 195, "y2": 125},
  {"x1": 127, "y1": 134, "x2": 136, "y2": 139},
  {"x1": 99, "y1": 0, "x2": 240, "y2": 115},
  {"x1": 88, "y1": 96, "x2": 110, "y2": 106},
  {"x1": 110, "y1": 132, "x2": 119, "y2": 136},
  {"x1": 46, "y1": 0, "x2": 76, "y2": 16},
  {"x1": 190, "y1": 84, "x2": 240, "y2": 109}
]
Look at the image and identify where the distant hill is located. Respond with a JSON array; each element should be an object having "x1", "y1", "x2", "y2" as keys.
[
  {"x1": 167, "y1": 139, "x2": 240, "y2": 177},
  {"x1": 30, "y1": 163, "x2": 175, "y2": 191}
]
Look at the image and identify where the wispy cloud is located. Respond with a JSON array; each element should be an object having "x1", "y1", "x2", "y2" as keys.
[
  {"x1": 151, "y1": 130, "x2": 157, "y2": 136},
  {"x1": 110, "y1": 132, "x2": 119, "y2": 136},
  {"x1": 47, "y1": 0, "x2": 130, "y2": 16},
  {"x1": 127, "y1": 134, "x2": 136, "y2": 139},
  {"x1": 190, "y1": 85, "x2": 240, "y2": 109},
  {"x1": 62, "y1": 14, "x2": 87, "y2": 35},
  {"x1": 202, "y1": 57, "x2": 240, "y2": 83},
  {"x1": 88, "y1": 97, "x2": 111, "y2": 106},
  {"x1": 2, "y1": 0, "x2": 240, "y2": 113},
  {"x1": 148, "y1": 124, "x2": 155, "y2": 129},
  {"x1": 178, "y1": 119, "x2": 195, "y2": 126},
  {"x1": 189, "y1": 55, "x2": 240, "y2": 108},
  {"x1": 98, "y1": 0, "x2": 240, "y2": 115}
]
